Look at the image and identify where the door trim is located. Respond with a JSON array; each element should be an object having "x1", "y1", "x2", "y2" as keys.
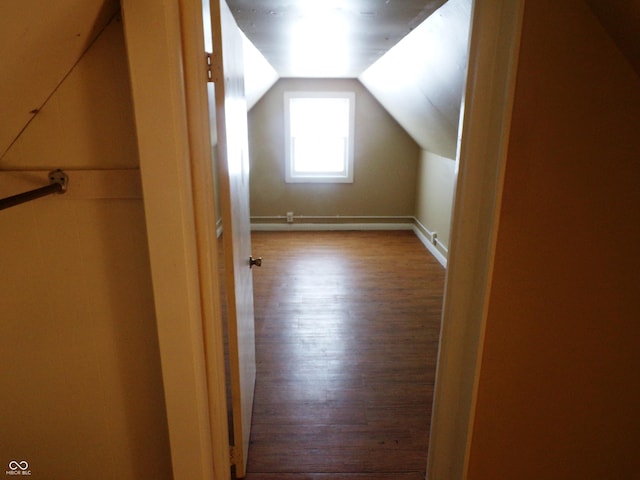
[
  {"x1": 121, "y1": 0, "x2": 229, "y2": 478},
  {"x1": 178, "y1": 0, "x2": 233, "y2": 477},
  {"x1": 425, "y1": 1, "x2": 525, "y2": 479}
]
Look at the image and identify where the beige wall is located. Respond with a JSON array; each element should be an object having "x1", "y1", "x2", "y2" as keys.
[
  {"x1": 0, "y1": 16, "x2": 171, "y2": 479},
  {"x1": 415, "y1": 149, "x2": 456, "y2": 255},
  {"x1": 248, "y1": 78, "x2": 420, "y2": 223},
  {"x1": 467, "y1": 1, "x2": 640, "y2": 478}
]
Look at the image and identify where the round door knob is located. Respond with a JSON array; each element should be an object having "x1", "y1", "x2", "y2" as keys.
[{"x1": 249, "y1": 256, "x2": 262, "y2": 268}]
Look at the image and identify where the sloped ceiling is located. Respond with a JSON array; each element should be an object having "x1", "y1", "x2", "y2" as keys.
[
  {"x1": 227, "y1": 0, "x2": 447, "y2": 78},
  {"x1": 359, "y1": 0, "x2": 471, "y2": 158},
  {"x1": 242, "y1": 32, "x2": 279, "y2": 110},
  {"x1": 232, "y1": 0, "x2": 470, "y2": 157},
  {"x1": 0, "y1": 0, "x2": 119, "y2": 160},
  {"x1": 239, "y1": 0, "x2": 640, "y2": 157}
]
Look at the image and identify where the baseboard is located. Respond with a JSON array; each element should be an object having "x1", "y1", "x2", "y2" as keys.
[
  {"x1": 251, "y1": 215, "x2": 414, "y2": 231},
  {"x1": 413, "y1": 222, "x2": 448, "y2": 269},
  {"x1": 251, "y1": 222, "x2": 414, "y2": 232}
]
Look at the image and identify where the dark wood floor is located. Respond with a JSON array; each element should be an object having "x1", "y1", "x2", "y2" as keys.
[{"x1": 243, "y1": 230, "x2": 445, "y2": 480}]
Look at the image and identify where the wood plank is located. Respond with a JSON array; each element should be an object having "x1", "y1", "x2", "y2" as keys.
[{"x1": 244, "y1": 231, "x2": 445, "y2": 478}]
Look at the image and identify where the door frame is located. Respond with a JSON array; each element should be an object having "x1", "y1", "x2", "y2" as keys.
[
  {"x1": 121, "y1": 0, "x2": 525, "y2": 479},
  {"x1": 426, "y1": 1, "x2": 525, "y2": 479},
  {"x1": 121, "y1": 0, "x2": 230, "y2": 479}
]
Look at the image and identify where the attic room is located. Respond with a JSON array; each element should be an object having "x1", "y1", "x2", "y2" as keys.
[
  {"x1": 237, "y1": 0, "x2": 469, "y2": 267},
  {"x1": 1, "y1": 0, "x2": 639, "y2": 480}
]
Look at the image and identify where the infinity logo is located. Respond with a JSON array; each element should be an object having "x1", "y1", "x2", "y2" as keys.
[{"x1": 8, "y1": 461, "x2": 28, "y2": 471}]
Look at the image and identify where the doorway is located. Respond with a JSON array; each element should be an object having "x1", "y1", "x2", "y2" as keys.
[
  {"x1": 124, "y1": 0, "x2": 525, "y2": 478},
  {"x1": 235, "y1": 3, "x2": 471, "y2": 478},
  {"x1": 231, "y1": 4, "x2": 471, "y2": 479},
  {"x1": 234, "y1": 1, "x2": 525, "y2": 479}
]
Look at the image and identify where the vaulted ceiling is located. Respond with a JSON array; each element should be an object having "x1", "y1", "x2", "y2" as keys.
[
  {"x1": 226, "y1": 0, "x2": 447, "y2": 78},
  {"x1": 221, "y1": 0, "x2": 640, "y2": 158},
  {"x1": 231, "y1": 0, "x2": 471, "y2": 158}
]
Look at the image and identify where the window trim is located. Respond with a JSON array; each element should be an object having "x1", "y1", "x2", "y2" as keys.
[{"x1": 284, "y1": 91, "x2": 356, "y2": 183}]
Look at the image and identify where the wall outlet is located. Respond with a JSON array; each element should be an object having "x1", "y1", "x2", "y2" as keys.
[
  {"x1": 432, "y1": 232, "x2": 438, "y2": 245},
  {"x1": 286, "y1": 211, "x2": 294, "y2": 223}
]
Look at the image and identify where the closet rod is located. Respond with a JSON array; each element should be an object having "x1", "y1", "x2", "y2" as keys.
[{"x1": 0, "y1": 169, "x2": 68, "y2": 211}]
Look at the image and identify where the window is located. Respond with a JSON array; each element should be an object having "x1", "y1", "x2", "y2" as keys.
[{"x1": 284, "y1": 92, "x2": 355, "y2": 183}]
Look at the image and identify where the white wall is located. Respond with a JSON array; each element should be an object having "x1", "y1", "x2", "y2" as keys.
[{"x1": 415, "y1": 149, "x2": 456, "y2": 258}]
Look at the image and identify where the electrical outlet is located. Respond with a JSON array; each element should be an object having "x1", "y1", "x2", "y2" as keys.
[{"x1": 286, "y1": 211, "x2": 294, "y2": 223}]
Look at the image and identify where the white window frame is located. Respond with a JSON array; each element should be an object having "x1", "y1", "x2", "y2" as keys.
[{"x1": 284, "y1": 91, "x2": 356, "y2": 183}]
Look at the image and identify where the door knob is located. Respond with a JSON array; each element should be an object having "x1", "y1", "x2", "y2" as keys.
[{"x1": 249, "y1": 256, "x2": 262, "y2": 268}]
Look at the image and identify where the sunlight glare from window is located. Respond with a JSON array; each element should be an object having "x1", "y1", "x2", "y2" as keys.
[
  {"x1": 290, "y1": 10, "x2": 349, "y2": 77},
  {"x1": 290, "y1": 97, "x2": 349, "y2": 174},
  {"x1": 284, "y1": 92, "x2": 355, "y2": 183}
]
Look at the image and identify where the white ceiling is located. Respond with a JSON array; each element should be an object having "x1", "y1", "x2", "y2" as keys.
[
  {"x1": 228, "y1": 0, "x2": 640, "y2": 79},
  {"x1": 226, "y1": 0, "x2": 447, "y2": 78}
]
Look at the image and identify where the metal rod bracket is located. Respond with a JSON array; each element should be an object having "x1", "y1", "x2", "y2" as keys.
[{"x1": 48, "y1": 169, "x2": 69, "y2": 192}]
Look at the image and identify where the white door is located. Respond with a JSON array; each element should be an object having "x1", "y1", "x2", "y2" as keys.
[{"x1": 208, "y1": 0, "x2": 256, "y2": 477}]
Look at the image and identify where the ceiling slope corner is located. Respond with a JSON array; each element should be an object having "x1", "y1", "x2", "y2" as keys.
[{"x1": 0, "y1": 0, "x2": 120, "y2": 161}]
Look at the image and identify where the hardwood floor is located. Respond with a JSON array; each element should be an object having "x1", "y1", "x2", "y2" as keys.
[{"x1": 242, "y1": 231, "x2": 445, "y2": 480}]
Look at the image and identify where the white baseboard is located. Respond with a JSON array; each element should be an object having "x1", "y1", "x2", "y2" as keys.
[
  {"x1": 413, "y1": 223, "x2": 448, "y2": 269},
  {"x1": 251, "y1": 222, "x2": 414, "y2": 232}
]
